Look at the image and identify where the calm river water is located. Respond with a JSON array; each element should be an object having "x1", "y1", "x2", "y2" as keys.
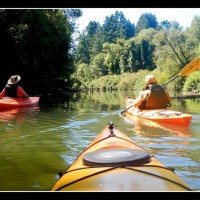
[{"x1": 0, "y1": 90, "x2": 200, "y2": 192}]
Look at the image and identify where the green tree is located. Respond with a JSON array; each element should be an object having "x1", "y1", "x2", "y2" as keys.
[
  {"x1": 92, "y1": 53, "x2": 108, "y2": 76},
  {"x1": 136, "y1": 13, "x2": 158, "y2": 34},
  {"x1": 160, "y1": 20, "x2": 172, "y2": 30},
  {"x1": 102, "y1": 10, "x2": 135, "y2": 43},
  {"x1": 103, "y1": 43, "x2": 120, "y2": 74},
  {"x1": 184, "y1": 16, "x2": 200, "y2": 59},
  {"x1": 75, "y1": 32, "x2": 91, "y2": 64}
]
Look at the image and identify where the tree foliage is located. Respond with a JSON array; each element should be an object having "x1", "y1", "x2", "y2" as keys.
[
  {"x1": 1, "y1": 8, "x2": 200, "y2": 98},
  {"x1": 135, "y1": 13, "x2": 158, "y2": 33},
  {"x1": 73, "y1": 10, "x2": 200, "y2": 95},
  {"x1": 0, "y1": 9, "x2": 82, "y2": 97}
]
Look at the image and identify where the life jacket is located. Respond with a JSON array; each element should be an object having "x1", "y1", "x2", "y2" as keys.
[
  {"x1": 139, "y1": 84, "x2": 170, "y2": 110},
  {"x1": 5, "y1": 84, "x2": 18, "y2": 98}
]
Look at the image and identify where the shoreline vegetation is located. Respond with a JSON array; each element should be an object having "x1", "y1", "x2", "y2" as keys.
[
  {"x1": 1, "y1": 10, "x2": 200, "y2": 101},
  {"x1": 174, "y1": 92, "x2": 200, "y2": 99},
  {"x1": 49, "y1": 87, "x2": 200, "y2": 99}
]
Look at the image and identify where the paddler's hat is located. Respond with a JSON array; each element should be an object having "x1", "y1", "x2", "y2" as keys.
[
  {"x1": 145, "y1": 75, "x2": 157, "y2": 85},
  {"x1": 7, "y1": 75, "x2": 21, "y2": 84}
]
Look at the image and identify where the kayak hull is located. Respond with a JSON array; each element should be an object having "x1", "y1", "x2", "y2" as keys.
[
  {"x1": 0, "y1": 97, "x2": 40, "y2": 109},
  {"x1": 51, "y1": 123, "x2": 191, "y2": 191},
  {"x1": 124, "y1": 102, "x2": 192, "y2": 126}
]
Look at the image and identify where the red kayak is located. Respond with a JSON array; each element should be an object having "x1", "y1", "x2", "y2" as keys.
[{"x1": 0, "y1": 97, "x2": 40, "y2": 109}]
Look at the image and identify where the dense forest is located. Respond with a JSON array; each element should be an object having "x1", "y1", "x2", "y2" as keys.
[
  {"x1": 0, "y1": 9, "x2": 82, "y2": 100},
  {"x1": 0, "y1": 9, "x2": 200, "y2": 101},
  {"x1": 74, "y1": 11, "x2": 200, "y2": 97}
]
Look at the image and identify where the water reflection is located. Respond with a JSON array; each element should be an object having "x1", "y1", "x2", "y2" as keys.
[
  {"x1": 0, "y1": 106, "x2": 40, "y2": 123},
  {"x1": 0, "y1": 106, "x2": 40, "y2": 139},
  {"x1": 0, "y1": 91, "x2": 199, "y2": 191},
  {"x1": 121, "y1": 113, "x2": 192, "y2": 138}
]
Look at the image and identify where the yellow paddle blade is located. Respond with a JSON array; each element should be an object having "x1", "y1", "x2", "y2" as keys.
[{"x1": 178, "y1": 57, "x2": 200, "y2": 76}]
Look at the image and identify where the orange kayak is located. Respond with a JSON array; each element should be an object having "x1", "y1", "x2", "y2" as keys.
[
  {"x1": 122, "y1": 101, "x2": 192, "y2": 126},
  {"x1": 51, "y1": 122, "x2": 192, "y2": 191},
  {"x1": 0, "y1": 97, "x2": 40, "y2": 109}
]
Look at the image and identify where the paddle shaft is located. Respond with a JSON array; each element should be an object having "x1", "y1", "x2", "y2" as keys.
[
  {"x1": 162, "y1": 75, "x2": 178, "y2": 86},
  {"x1": 120, "y1": 104, "x2": 134, "y2": 114}
]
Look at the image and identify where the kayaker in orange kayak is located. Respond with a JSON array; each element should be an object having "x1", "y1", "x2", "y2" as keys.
[
  {"x1": 0, "y1": 75, "x2": 29, "y2": 99},
  {"x1": 127, "y1": 74, "x2": 172, "y2": 110}
]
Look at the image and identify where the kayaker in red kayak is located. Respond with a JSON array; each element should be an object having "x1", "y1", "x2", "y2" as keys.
[
  {"x1": 0, "y1": 75, "x2": 29, "y2": 99},
  {"x1": 127, "y1": 74, "x2": 172, "y2": 110}
]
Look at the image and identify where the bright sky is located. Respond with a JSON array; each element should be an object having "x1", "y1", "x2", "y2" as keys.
[{"x1": 76, "y1": 8, "x2": 200, "y2": 32}]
